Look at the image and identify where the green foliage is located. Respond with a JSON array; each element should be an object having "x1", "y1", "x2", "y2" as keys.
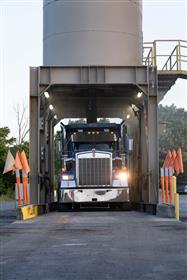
[
  {"x1": 68, "y1": 118, "x2": 110, "y2": 124},
  {"x1": 159, "y1": 104, "x2": 187, "y2": 182},
  {"x1": 68, "y1": 118, "x2": 86, "y2": 124},
  {"x1": 97, "y1": 118, "x2": 110, "y2": 123},
  {"x1": 11, "y1": 141, "x2": 29, "y2": 161},
  {"x1": 0, "y1": 127, "x2": 29, "y2": 198},
  {"x1": 0, "y1": 127, "x2": 16, "y2": 196}
]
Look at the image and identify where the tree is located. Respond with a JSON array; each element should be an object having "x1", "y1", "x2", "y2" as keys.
[
  {"x1": 0, "y1": 127, "x2": 16, "y2": 196},
  {"x1": 158, "y1": 104, "x2": 187, "y2": 182},
  {"x1": 14, "y1": 103, "x2": 29, "y2": 148}
]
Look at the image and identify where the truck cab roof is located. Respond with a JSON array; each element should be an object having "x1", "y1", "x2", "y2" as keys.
[{"x1": 61, "y1": 122, "x2": 126, "y2": 138}]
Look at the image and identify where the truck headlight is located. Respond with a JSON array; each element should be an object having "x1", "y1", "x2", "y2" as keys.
[
  {"x1": 117, "y1": 172, "x2": 128, "y2": 181},
  {"x1": 62, "y1": 174, "x2": 74, "y2": 180}
]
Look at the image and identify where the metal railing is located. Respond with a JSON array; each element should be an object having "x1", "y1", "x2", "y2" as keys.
[{"x1": 143, "y1": 40, "x2": 187, "y2": 72}]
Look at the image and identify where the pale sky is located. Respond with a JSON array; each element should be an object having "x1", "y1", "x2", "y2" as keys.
[{"x1": 0, "y1": 0, "x2": 187, "y2": 137}]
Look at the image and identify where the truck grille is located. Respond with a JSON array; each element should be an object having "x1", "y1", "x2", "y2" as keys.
[{"x1": 78, "y1": 158, "x2": 111, "y2": 186}]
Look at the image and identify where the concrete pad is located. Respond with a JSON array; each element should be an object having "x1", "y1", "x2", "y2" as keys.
[
  {"x1": 1, "y1": 211, "x2": 187, "y2": 280},
  {"x1": 157, "y1": 204, "x2": 175, "y2": 218}
]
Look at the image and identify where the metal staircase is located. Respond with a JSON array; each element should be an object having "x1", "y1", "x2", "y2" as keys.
[{"x1": 143, "y1": 40, "x2": 187, "y2": 101}]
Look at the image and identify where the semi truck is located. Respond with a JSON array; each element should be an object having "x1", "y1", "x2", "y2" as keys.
[{"x1": 58, "y1": 122, "x2": 130, "y2": 209}]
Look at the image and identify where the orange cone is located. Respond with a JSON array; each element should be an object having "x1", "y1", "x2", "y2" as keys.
[
  {"x1": 167, "y1": 150, "x2": 173, "y2": 169},
  {"x1": 170, "y1": 150, "x2": 176, "y2": 169},
  {"x1": 15, "y1": 152, "x2": 23, "y2": 170},
  {"x1": 163, "y1": 150, "x2": 172, "y2": 168},
  {"x1": 173, "y1": 151, "x2": 180, "y2": 175},
  {"x1": 20, "y1": 150, "x2": 30, "y2": 174},
  {"x1": 177, "y1": 147, "x2": 184, "y2": 173}
]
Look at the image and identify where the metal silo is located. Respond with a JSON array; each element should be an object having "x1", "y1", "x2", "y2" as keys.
[{"x1": 43, "y1": 0, "x2": 142, "y2": 66}]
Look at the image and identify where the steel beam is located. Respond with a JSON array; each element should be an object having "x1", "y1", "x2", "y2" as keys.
[{"x1": 39, "y1": 66, "x2": 148, "y2": 86}]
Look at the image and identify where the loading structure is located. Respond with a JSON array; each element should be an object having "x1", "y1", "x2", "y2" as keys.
[{"x1": 29, "y1": 0, "x2": 187, "y2": 211}]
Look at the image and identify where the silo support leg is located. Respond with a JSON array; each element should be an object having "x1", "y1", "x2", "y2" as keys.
[
  {"x1": 147, "y1": 95, "x2": 159, "y2": 204},
  {"x1": 140, "y1": 108, "x2": 149, "y2": 204}
]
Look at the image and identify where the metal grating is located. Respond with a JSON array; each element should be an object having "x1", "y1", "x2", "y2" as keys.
[{"x1": 78, "y1": 158, "x2": 111, "y2": 186}]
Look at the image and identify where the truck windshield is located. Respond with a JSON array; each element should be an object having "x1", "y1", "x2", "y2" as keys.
[{"x1": 74, "y1": 143, "x2": 114, "y2": 152}]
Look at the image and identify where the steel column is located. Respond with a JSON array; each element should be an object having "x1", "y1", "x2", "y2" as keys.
[
  {"x1": 140, "y1": 103, "x2": 148, "y2": 203},
  {"x1": 29, "y1": 68, "x2": 40, "y2": 204},
  {"x1": 30, "y1": 95, "x2": 40, "y2": 204},
  {"x1": 147, "y1": 95, "x2": 158, "y2": 203}
]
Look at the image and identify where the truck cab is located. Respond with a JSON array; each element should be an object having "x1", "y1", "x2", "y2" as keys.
[{"x1": 58, "y1": 122, "x2": 130, "y2": 208}]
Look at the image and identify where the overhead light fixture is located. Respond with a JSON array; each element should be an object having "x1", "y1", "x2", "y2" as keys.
[
  {"x1": 44, "y1": 91, "x2": 50, "y2": 99},
  {"x1": 49, "y1": 104, "x2": 54, "y2": 110},
  {"x1": 126, "y1": 114, "x2": 130, "y2": 119},
  {"x1": 131, "y1": 104, "x2": 136, "y2": 110},
  {"x1": 137, "y1": 92, "x2": 143, "y2": 98}
]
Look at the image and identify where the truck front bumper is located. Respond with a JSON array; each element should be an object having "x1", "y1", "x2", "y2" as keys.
[{"x1": 59, "y1": 187, "x2": 129, "y2": 203}]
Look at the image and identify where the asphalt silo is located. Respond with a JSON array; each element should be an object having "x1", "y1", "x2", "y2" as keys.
[{"x1": 43, "y1": 0, "x2": 142, "y2": 66}]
